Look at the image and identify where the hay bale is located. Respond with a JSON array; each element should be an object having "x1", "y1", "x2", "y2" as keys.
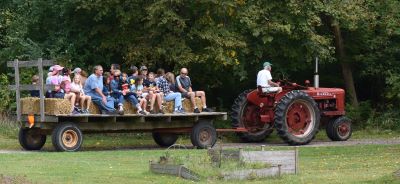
[
  {"x1": 183, "y1": 97, "x2": 203, "y2": 112},
  {"x1": 45, "y1": 98, "x2": 71, "y2": 115},
  {"x1": 20, "y1": 96, "x2": 203, "y2": 115},
  {"x1": 87, "y1": 100, "x2": 139, "y2": 114},
  {"x1": 21, "y1": 97, "x2": 40, "y2": 114},
  {"x1": 123, "y1": 101, "x2": 138, "y2": 114},
  {"x1": 88, "y1": 103, "x2": 101, "y2": 114},
  {"x1": 163, "y1": 97, "x2": 202, "y2": 114},
  {"x1": 21, "y1": 97, "x2": 71, "y2": 115}
]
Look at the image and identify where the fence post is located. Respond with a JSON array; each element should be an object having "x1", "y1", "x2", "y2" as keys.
[
  {"x1": 238, "y1": 147, "x2": 243, "y2": 164},
  {"x1": 14, "y1": 59, "x2": 21, "y2": 122},
  {"x1": 38, "y1": 58, "x2": 45, "y2": 122},
  {"x1": 295, "y1": 146, "x2": 299, "y2": 174}
]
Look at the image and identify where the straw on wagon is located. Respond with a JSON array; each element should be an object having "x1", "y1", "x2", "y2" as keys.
[
  {"x1": 21, "y1": 97, "x2": 203, "y2": 115},
  {"x1": 21, "y1": 97, "x2": 71, "y2": 115},
  {"x1": 163, "y1": 97, "x2": 203, "y2": 114}
]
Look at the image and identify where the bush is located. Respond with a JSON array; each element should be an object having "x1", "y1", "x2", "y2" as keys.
[
  {"x1": 0, "y1": 74, "x2": 13, "y2": 113},
  {"x1": 365, "y1": 110, "x2": 400, "y2": 131},
  {"x1": 0, "y1": 116, "x2": 19, "y2": 139},
  {"x1": 346, "y1": 101, "x2": 400, "y2": 131},
  {"x1": 346, "y1": 101, "x2": 373, "y2": 128}
]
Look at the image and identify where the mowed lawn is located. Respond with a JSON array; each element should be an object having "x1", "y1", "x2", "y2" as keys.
[
  {"x1": 0, "y1": 144, "x2": 399, "y2": 184},
  {"x1": 1, "y1": 121, "x2": 400, "y2": 183}
]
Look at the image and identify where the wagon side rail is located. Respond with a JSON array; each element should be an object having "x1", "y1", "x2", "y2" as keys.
[{"x1": 7, "y1": 58, "x2": 55, "y2": 122}]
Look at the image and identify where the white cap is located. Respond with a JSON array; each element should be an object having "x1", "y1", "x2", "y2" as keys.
[{"x1": 72, "y1": 68, "x2": 82, "y2": 74}]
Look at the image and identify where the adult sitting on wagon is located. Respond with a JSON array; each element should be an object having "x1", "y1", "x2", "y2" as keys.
[
  {"x1": 84, "y1": 65, "x2": 117, "y2": 114},
  {"x1": 176, "y1": 68, "x2": 213, "y2": 113},
  {"x1": 45, "y1": 65, "x2": 78, "y2": 114},
  {"x1": 156, "y1": 69, "x2": 184, "y2": 114}
]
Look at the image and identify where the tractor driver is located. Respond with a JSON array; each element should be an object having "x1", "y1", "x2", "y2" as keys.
[{"x1": 256, "y1": 61, "x2": 282, "y2": 94}]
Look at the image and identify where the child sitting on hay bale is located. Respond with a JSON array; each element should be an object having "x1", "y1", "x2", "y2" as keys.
[
  {"x1": 71, "y1": 75, "x2": 91, "y2": 114},
  {"x1": 130, "y1": 75, "x2": 149, "y2": 115}
]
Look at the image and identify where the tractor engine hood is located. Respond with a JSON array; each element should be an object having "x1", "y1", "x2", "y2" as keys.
[{"x1": 303, "y1": 88, "x2": 345, "y2": 100}]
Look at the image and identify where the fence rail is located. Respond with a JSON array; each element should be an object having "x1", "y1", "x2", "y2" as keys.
[{"x1": 7, "y1": 58, "x2": 54, "y2": 122}]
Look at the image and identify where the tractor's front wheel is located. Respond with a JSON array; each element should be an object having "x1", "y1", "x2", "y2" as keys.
[
  {"x1": 326, "y1": 116, "x2": 352, "y2": 141},
  {"x1": 231, "y1": 90, "x2": 273, "y2": 142},
  {"x1": 274, "y1": 90, "x2": 320, "y2": 145}
]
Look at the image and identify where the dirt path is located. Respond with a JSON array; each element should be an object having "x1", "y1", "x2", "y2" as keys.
[
  {"x1": 1, "y1": 138, "x2": 399, "y2": 153},
  {"x1": 217, "y1": 138, "x2": 400, "y2": 149}
]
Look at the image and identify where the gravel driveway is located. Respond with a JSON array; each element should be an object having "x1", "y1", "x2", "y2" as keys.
[{"x1": 1, "y1": 138, "x2": 399, "y2": 153}]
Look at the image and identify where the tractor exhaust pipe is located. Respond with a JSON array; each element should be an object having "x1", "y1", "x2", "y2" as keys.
[{"x1": 314, "y1": 57, "x2": 319, "y2": 88}]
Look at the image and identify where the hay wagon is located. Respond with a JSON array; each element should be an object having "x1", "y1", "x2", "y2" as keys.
[{"x1": 7, "y1": 59, "x2": 240, "y2": 152}]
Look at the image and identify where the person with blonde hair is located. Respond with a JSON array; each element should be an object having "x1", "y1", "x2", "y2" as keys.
[
  {"x1": 156, "y1": 69, "x2": 184, "y2": 114},
  {"x1": 71, "y1": 75, "x2": 92, "y2": 114}
]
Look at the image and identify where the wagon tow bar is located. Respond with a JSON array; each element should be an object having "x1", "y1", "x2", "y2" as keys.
[{"x1": 216, "y1": 128, "x2": 248, "y2": 132}]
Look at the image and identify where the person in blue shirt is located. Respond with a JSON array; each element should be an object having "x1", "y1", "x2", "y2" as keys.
[
  {"x1": 111, "y1": 70, "x2": 146, "y2": 115},
  {"x1": 83, "y1": 65, "x2": 116, "y2": 114},
  {"x1": 103, "y1": 73, "x2": 124, "y2": 115}
]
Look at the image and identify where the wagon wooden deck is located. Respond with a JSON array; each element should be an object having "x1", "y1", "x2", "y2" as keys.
[{"x1": 21, "y1": 112, "x2": 228, "y2": 133}]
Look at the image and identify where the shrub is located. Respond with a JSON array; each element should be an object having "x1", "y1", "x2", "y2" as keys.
[
  {"x1": 0, "y1": 74, "x2": 13, "y2": 113},
  {"x1": 346, "y1": 101, "x2": 373, "y2": 128}
]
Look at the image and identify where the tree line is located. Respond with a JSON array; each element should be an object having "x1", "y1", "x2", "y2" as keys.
[{"x1": 1, "y1": 0, "x2": 400, "y2": 127}]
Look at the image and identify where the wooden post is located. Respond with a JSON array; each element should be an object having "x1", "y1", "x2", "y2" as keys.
[
  {"x1": 278, "y1": 164, "x2": 282, "y2": 177},
  {"x1": 218, "y1": 144, "x2": 222, "y2": 168},
  {"x1": 38, "y1": 58, "x2": 45, "y2": 122},
  {"x1": 14, "y1": 59, "x2": 21, "y2": 122},
  {"x1": 295, "y1": 146, "x2": 299, "y2": 174},
  {"x1": 261, "y1": 145, "x2": 265, "y2": 151},
  {"x1": 238, "y1": 147, "x2": 243, "y2": 165}
]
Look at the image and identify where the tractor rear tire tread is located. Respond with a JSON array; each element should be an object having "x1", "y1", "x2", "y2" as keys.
[
  {"x1": 274, "y1": 90, "x2": 320, "y2": 145},
  {"x1": 230, "y1": 89, "x2": 273, "y2": 142}
]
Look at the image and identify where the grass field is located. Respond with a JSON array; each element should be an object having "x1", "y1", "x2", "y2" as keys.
[
  {"x1": 1, "y1": 119, "x2": 400, "y2": 183},
  {"x1": 0, "y1": 145, "x2": 399, "y2": 183}
]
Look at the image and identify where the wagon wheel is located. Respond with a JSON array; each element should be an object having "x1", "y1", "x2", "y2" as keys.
[
  {"x1": 19, "y1": 127, "x2": 46, "y2": 150},
  {"x1": 274, "y1": 90, "x2": 320, "y2": 145},
  {"x1": 52, "y1": 123, "x2": 83, "y2": 152},
  {"x1": 152, "y1": 132, "x2": 178, "y2": 147},
  {"x1": 230, "y1": 90, "x2": 273, "y2": 142},
  {"x1": 190, "y1": 121, "x2": 217, "y2": 149}
]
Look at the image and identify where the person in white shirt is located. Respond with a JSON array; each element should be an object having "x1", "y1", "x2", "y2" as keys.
[
  {"x1": 71, "y1": 75, "x2": 92, "y2": 114},
  {"x1": 256, "y1": 61, "x2": 282, "y2": 93}
]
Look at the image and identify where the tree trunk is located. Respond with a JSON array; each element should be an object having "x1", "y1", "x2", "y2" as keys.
[{"x1": 330, "y1": 18, "x2": 359, "y2": 107}]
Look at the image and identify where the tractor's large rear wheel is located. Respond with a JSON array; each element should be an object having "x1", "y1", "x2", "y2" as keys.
[
  {"x1": 231, "y1": 90, "x2": 273, "y2": 142},
  {"x1": 274, "y1": 90, "x2": 320, "y2": 145}
]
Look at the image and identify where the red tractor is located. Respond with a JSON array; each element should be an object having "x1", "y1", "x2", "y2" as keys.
[{"x1": 231, "y1": 60, "x2": 352, "y2": 145}]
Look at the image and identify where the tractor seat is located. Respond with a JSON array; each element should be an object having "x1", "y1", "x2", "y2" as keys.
[{"x1": 257, "y1": 86, "x2": 278, "y2": 97}]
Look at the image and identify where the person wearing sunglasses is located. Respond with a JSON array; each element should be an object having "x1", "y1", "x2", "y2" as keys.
[{"x1": 176, "y1": 68, "x2": 213, "y2": 113}]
